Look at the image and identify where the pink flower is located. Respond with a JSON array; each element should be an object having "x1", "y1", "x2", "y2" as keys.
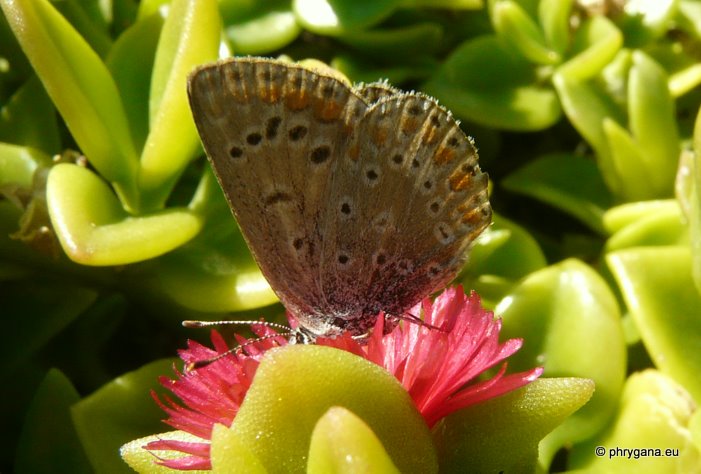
[
  {"x1": 146, "y1": 286, "x2": 542, "y2": 470},
  {"x1": 319, "y1": 286, "x2": 543, "y2": 427}
]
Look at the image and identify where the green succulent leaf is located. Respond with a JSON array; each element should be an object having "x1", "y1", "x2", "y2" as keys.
[
  {"x1": 122, "y1": 430, "x2": 211, "y2": 474},
  {"x1": 537, "y1": 0, "x2": 572, "y2": 54},
  {"x1": 627, "y1": 51, "x2": 680, "y2": 198},
  {"x1": 553, "y1": 73, "x2": 626, "y2": 196},
  {"x1": 307, "y1": 406, "x2": 401, "y2": 474},
  {"x1": 570, "y1": 370, "x2": 701, "y2": 471},
  {"x1": 337, "y1": 22, "x2": 443, "y2": 60},
  {"x1": 293, "y1": 0, "x2": 401, "y2": 35},
  {"x1": 226, "y1": 9, "x2": 301, "y2": 55},
  {"x1": 0, "y1": 142, "x2": 51, "y2": 189},
  {"x1": 46, "y1": 163, "x2": 202, "y2": 266},
  {"x1": 424, "y1": 35, "x2": 561, "y2": 131},
  {"x1": 73, "y1": 359, "x2": 176, "y2": 473},
  {"x1": 403, "y1": 0, "x2": 482, "y2": 8},
  {"x1": 460, "y1": 213, "x2": 546, "y2": 306},
  {"x1": 150, "y1": 169, "x2": 275, "y2": 312},
  {"x1": 495, "y1": 259, "x2": 626, "y2": 465},
  {"x1": 558, "y1": 15, "x2": 623, "y2": 81},
  {"x1": 0, "y1": 0, "x2": 140, "y2": 209},
  {"x1": 604, "y1": 200, "x2": 687, "y2": 251},
  {"x1": 138, "y1": 0, "x2": 221, "y2": 209},
  {"x1": 434, "y1": 377, "x2": 595, "y2": 473},
  {"x1": 15, "y1": 369, "x2": 92, "y2": 474},
  {"x1": 502, "y1": 153, "x2": 613, "y2": 233},
  {"x1": 492, "y1": 0, "x2": 560, "y2": 65},
  {"x1": 603, "y1": 199, "x2": 679, "y2": 234},
  {"x1": 106, "y1": 12, "x2": 164, "y2": 153},
  {"x1": 0, "y1": 76, "x2": 60, "y2": 153},
  {"x1": 608, "y1": 247, "x2": 701, "y2": 402},
  {"x1": 51, "y1": 0, "x2": 112, "y2": 58},
  {"x1": 692, "y1": 104, "x2": 701, "y2": 294},
  {"x1": 219, "y1": 345, "x2": 438, "y2": 473}
]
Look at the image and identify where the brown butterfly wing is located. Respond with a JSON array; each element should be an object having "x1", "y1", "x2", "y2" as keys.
[{"x1": 188, "y1": 58, "x2": 370, "y2": 335}]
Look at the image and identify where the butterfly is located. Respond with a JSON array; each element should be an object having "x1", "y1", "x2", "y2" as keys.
[{"x1": 187, "y1": 57, "x2": 491, "y2": 340}]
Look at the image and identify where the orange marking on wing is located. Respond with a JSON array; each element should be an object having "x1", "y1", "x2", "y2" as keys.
[
  {"x1": 286, "y1": 90, "x2": 310, "y2": 110},
  {"x1": 401, "y1": 117, "x2": 420, "y2": 134},
  {"x1": 433, "y1": 146, "x2": 456, "y2": 165},
  {"x1": 449, "y1": 171, "x2": 471, "y2": 191},
  {"x1": 314, "y1": 98, "x2": 343, "y2": 122},
  {"x1": 422, "y1": 126, "x2": 440, "y2": 145},
  {"x1": 461, "y1": 209, "x2": 483, "y2": 226},
  {"x1": 260, "y1": 83, "x2": 282, "y2": 103},
  {"x1": 372, "y1": 126, "x2": 389, "y2": 146}
]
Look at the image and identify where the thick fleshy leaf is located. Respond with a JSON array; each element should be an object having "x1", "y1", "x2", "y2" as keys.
[
  {"x1": 152, "y1": 169, "x2": 276, "y2": 311},
  {"x1": 460, "y1": 213, "x2": 546, "y2": 306},
  {"x1": 502, "y1": 153, "x2": 613, "y2": 233},
  {"x1": 605, "y1": 201, "x2": 687, "y2": 251},
  {"x1": 607, "y1": 247, "x2": 701, "y2": 402},
  {"x1": 106, "y1": 13, "x2": 164, "y2": 153},
  {"x1": 138, "y1": 0, "x2": 221, "y2": 209},
  {"x1": 603, "y1": 117, "x2": 657, "y2": 201},
  {"x1": 0, "y1": 0, "x2": 139, "y2": 208},
  {"x1": 121, "y1": 430, "x2": 211, "y2": 474},
  {"x1": 307, "y1": 406, "x2": 400, "y2": 474},
  {"x1": 424, "y1": 35, "x2": 561, "y2": 131},
  {"x1": 0, "y1": 76, "x2": 60, "y2": 153},
  {"x1": 553, "y1": 73, "x2": 626, "y2": 196},
  {"x1": 154, "y1": 253, "x2": 277, "y2": 312},
  {"x1": 557, "y1": 15, "x2": 623, "y2": 81},
  {"x1": 337, "y1": 22, "x2": 443, "y2": 59},
  {"x1": 628, "y1": 51, "x2": 680, "y2": 198},
  {"x1": 15, "y1": 369, "x2": 92, "y2": 473},
  {"x1": 0, "y1": 143, "x2": 51, "y2": 188},
  {"x1": 72, "y1": 359, "x2": 176, "y2": 473},
  {"x1": 46, "y1": 163, "x2": 202, "y2": 265},
  {"x1": 404, "y1": 0, "x2": 481, "y2": 8},
  {"x1": 332, "y1": 54, "x2": 436, "y2": 85},
  {"x1": 222, "y1": 345, "x2": 437, "y2": 473},
  {"x1": 226, "y1": 9, "x2": 301, "y2": 55},
  {"x1": 603, "y1": 199, "x2": 679, "y2": 234},
  {"x1": 495, "y1": 259, "x2": 626, "y2": 466},
  {"x1": 692, "y1": 104, "x2": 701, "y2": 293},
  {"x1": 570, "y1": 370, "x2": 700, "y2": 471},
  {"x1": 210, "y1": 424, "x2": 268, "y2": 473},
  {"x1": 434, "y1": 377, "x2": 594, "y2": 473},
  {"x1": 51, "y1": 0, "x2": 112, "y2": 58},
  {"x1": 537, "y1": 0, "x2": 572, "y2": 54},
  {"x1": 292, "y1": 0, "x2": 401, "y2": 35},
  {"x1": 492, "y1": 0, "x2": 560, "y2": 65}
]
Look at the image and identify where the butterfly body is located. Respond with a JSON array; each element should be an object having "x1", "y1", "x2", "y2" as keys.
[{"x1": 188, "y1": 57, "x2": 491, "y2": 339}]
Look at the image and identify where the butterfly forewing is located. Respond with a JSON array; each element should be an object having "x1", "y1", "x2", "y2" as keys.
[{"x1": 188, "y1": 57, "x2": 491, "y2": 338}]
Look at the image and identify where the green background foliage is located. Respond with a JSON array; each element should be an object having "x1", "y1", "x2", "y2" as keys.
[{"x1": 1, "y1": 0, "x2": 700, "y2": 472}]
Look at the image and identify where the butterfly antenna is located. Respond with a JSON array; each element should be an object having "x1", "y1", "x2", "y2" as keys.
[
  {"x1": 182, "y1": 319, "x2": 292, "y2": 332},
  {"x1": 187, "y1": 332, "x2": 294, "y2": 370},
  {"x1": 391, "y1": 312, "x2": 445, "y2": 332},
  {"x1": 182, "y1": 319, "x2": 295, "y2": 371}
]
